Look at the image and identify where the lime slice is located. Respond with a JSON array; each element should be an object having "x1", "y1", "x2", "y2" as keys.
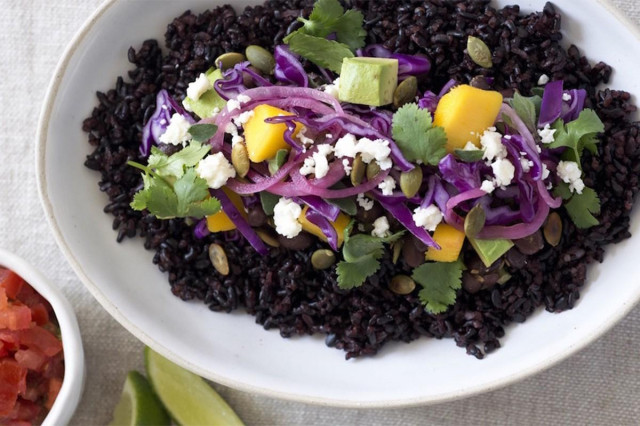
[
  {"x1": 110, "y1": 370, "x2": 170, "y2": 426},
  {"x1": 145, "y1": 347, "x2": 244, "y2": 426}
]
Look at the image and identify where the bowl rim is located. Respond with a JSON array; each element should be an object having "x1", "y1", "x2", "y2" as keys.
[
  {"x1": 0, "y1": 248, "x2": 85, "y2": 425},
  {"x1": 35, "y1": 0, "x2": 640, "y2": 408}
]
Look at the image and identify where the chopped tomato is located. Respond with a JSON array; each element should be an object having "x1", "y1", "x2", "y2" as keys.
[
  {"x1": 29, "y1": 304, "x2": 48, "y2": 327},
  {"x1": 0, "y1": 304, "x2": 32, "y2": 331},
  {"x1": 15, "y1": 284, "x2": 48, "y2": 310},
  {"x1": 14, "y1": 349, "x2": 47, "y2": 373},
  {"x1": 16, "y1": 327, "x2": 62, "y2": 358},
  {"x1": 44, "y1": 378, "x2": 62, "y2": 411},
  {"x1": 6, "y1": 399, "x2": 39, "y2": 422},
  {"x1": 0, "y1": 359, "x2": 27, "y2": 416},
  {"x1": 0, "y1": 288, "x2": 7, "y2": 310},
  {"x1": 0, "y1": 270, "x2": 23, "y2": 300}
]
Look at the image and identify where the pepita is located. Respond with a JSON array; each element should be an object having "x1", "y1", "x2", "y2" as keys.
[
  {"x1": 350, "y1": 154, "x2": 365, "y2": 186},
  {"x1": 389, "y1": 275, "x2": 416, "y2": 295},
  {"x1": 215, "y1": 52, "x2": 245, "y2": 71},
  {"x1": 467, "y1": 36, "x2": 493, "y2": 69},
  {"x1": 543, "y1": 212, "x2": 562, "y2": 247},
  {"x1": 391, "y1": 239, "x2": 404, "y2": 264},
  {"x1": 311, "y1": 249, "x2": 336, "y2": 270},
  {"x1": 393, "y1": 76, "x2": 418, "y2": 108},
  {"x1": 464, "y1": 204, "x2": 486, "y2": 238},
  {"x1": 231, "y1": 142, "x2": 250, "y2": 178},
  {"x1": 366, "y1": 161, "x2": 381, "y2": 180},
  {"x1": 208, "y1": 244, "x2": 230, "y2": 276},
  {"x1": 399, "y1": 167, "x2": 423, "y2": 198},
  {"x1": 245, "y1": 45, "x2": 275, "y2": 75},
  {"x1": 256, "y1": 229, "x2": 280, "y2": 248}
]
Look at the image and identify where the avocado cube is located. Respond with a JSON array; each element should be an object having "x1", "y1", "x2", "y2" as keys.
[
  {"x1": 183, "y1": 68, "x2": 226, "y2": 119},
  {"x1": 338, "y1": 57, "x2": 399, "y2": 107},
  {"x1": 468, "y1": 237, "x2": 514, "y2": 268}
]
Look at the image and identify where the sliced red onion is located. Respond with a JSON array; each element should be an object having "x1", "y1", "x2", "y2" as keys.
[
  {"x1": 443, "y1": 188, "x2": 487, "y2": 230},
  {"x1": 305, "y1": 209, "x2": 339, "y2": 250},
  {"x1": 225, "y1": 153, "x2": 303, "y2": 194},
  {"x1": 375, "y1": 194, "x2": 439, "y2": 249},
  {"x1": 478, "y1": 196, "x2": 550, "y2": 240},
  {"x1": 210, "y1": 188, "x2": 268, "y2": 255},
  {"x1": 538, "y1": 80, "x2": 564, "y2": 127},
  {"x1": 274, "y1": 45, "x2": 309, "y2": 87},
  {"x1": 297, "y1": 195, "x2": 340, "y2": 222},
  {"x1": 536, "y1": 179, "x2": 562, "y2": 209}
]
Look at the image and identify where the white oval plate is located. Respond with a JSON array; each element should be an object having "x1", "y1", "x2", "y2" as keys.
[{"x1": 37, "y1": 0, "x2": 640, "y2": 407}]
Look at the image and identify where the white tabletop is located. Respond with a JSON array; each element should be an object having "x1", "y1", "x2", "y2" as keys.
[{"x1": 1, "y1": 0, "x2": 639, "y2": 424}]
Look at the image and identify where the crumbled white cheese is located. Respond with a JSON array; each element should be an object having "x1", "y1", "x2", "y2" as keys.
[
  {"x1": 538, "y1": 74, "x2": 550, "y2": 86},
  {"x1": 356, "y1": 138, "x2": 392, "y2": 170},
  {"x1": 371, "y1": 216, "x2": 390, "y2": 238},
  {"x1": 299, "y1": 157, "x2": 316, "y2": 176},
  {"x1": 334, "y1": 133, "x2": 359, "y2": 158},
  {"x1": 186, "y1": 73, "x2": 212, "y2": 101},
  {"x1": 323, "y1": 78, "x2": 340, "y2": 99},
  {"x1": 159, "y1": 113, "x2": 192, "y2": 145},
  {"x1": 326, "y1": 133, "x2": 333, "y2": 139},
  {"x1": 357, "y1": 193, "x2": 374, "y2": 211},
  {"x1": 342, "y1": 158, "x2": 352, "y2": 175},
  {"x1": 541, "y1": 163, "x2": 550, "y2": 180},
  {"x1": 273, "y1": 198, "x2": 302, "y2": 239},
  {"x1": 463, "y1": 141, "x2": 480, "y2": 151},
  {"x1": 296, "y1": 126, "x2": 315, "y2": 146},
  {"x1": 538, "y1": 123, "x2": 556, "y2": 144},
  {"x1": 491, "y1": 157, "x2": 515, "y2": 187},
  {"x1": 237, "y1": 94, "x2": 252, "y2": 104},
  {"x1": 556, "y1": 160, "x2": 584, "y2": 194},
  {"x1": 233, "y1": 110, "x2": 255, "y2": 127},
  {"x1": 196, "y1": 153, "x2": 236, "y2": 189},
  {"x1": 480, "y1": 128, "x2": 507, "y2": 161},
  {"x1": 480, "y1": 180, "x2": 496, "y2": 193},
  {"x1": 227, "y1": 99, "x2": 241, "y2": 112},
  {"x1": 562, "y1": 93, "x2": 572, "y2": 102},
  {"x1": 299, "y1": 144, "x2": 334, "y2": 179},
  {"x1": 225, "y1": 122, "x2": 244, "y2": 146},
  {"x1": 378, "y1": 176, "x2": 396, "y2": 196},
  {"x1": 520, "y1": 157, "x2": 534, "y2": 173},
  {"x1": 412, "y1": 205, "x2": 443, "y2": 232}
]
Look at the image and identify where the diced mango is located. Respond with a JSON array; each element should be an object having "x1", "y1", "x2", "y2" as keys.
[
  {"x1": 433, "y1": 85, "x2": 503, "y2": 152},
  {"x1": 298, "y1": 206, "x2": 351, "y2": 248},
  {"x1": 206, "y1": 188, "x2": 247, "y2": 232},
  {"x1": 426, "y1": 223, "x2": 466, "y2": 263},
  {"x1": 243, "y1": 104, "x2": 303, "y2": 163}
]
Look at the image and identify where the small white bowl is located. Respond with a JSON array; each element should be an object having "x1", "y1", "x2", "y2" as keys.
[{"x1": 0, "y1": 248, "x2": 84, "y2": 426}]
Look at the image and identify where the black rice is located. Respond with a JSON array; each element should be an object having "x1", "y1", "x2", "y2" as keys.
[{"x1": 82, "y1": 0, "x2": 640, "y2": 359}]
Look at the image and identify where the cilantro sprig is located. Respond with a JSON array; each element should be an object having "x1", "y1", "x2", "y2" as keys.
[
  {"x1": 336, "y1": 222, "x2": 403, "y2": 289},
  {"x1": 413, "y1": 259, "x2": 464, "y2": 314},
  {"x1": 128, "y1": 140, "x2": 220, "y2": 219},
  {"x1": 553, "y1": 182, "x2": 601, "y2": 229},
  {"x1": 548, "y1": 109, "x2": 604, "y2": 168},
  {"x1": 283, "y1": 0, "x2": 366, "y2": 73},
  {"x1": 508, "y1": 92, "x2": 541, "y2": 133},
  {"x1": 391, "y1": 103, "x2": 447, "y2": 166}
]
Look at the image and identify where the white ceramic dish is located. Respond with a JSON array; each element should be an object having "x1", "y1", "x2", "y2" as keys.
[
  {"x1": 0, "y1": 248, "x2": 85, "y2": 424},
  {"x1": 36, "y1": 0, "x2": 640, "y2": 407}
]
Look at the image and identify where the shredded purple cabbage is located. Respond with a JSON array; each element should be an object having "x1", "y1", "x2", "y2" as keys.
[
  {"x1": 274, "y1": 45, "x2": 309, "y2": 87},
  {"x1": 140, "y1": 90, "x2": 194, "y2": 156},
  {"x1": 305, "y1": 209, "x2": 339, "y2": 250},
  {"x1": 358, "y1": 44, "x2": 431, "y2": 79}
]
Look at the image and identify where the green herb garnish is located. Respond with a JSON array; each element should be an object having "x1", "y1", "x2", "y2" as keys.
[
  {"x1": 413, "y1": 259, "x2": 464, "y2": 314},
  {"x1": 509, "y1": 92, "x2": 541, "y2": 133},
  {"x1": 454, "y1": 148, "x2": 484, "y2": 163},
  {"x1": 188, "y1": 124, "x2": 218, "y2": 143},
  {"x1": 554, "y1": 182, "x2": 601, "y2": 229},
  {"x1": 268, "y1": 149, "x2": 289, "y2": 175},
  {"x1": 392, "y1": 103, "x2": 447, "y2": 166},
  {"x1": 259, "y1": 191, "x2": 280, "y2": 216},
  {"x1": 548, "y1": 109, "x2": 604, "y2": 168}
]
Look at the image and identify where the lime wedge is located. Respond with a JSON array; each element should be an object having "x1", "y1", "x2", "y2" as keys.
[
  {"x1": 110, "y1": 370, "x2": 170, "y2": 426},
  {"x1": 145, "y1": 347, "x2": 244, "y2": 426}
]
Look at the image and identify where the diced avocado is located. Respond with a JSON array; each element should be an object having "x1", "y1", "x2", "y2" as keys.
[
  {"x1": 338, "y1": 57, "x2": 398, "y2": 107},
  {"x1": 183, "y1": 68, "x2": 226, "y2": 119},
  {"x1": 468, "y1": 237, "x2": 514, "y2": 268}
]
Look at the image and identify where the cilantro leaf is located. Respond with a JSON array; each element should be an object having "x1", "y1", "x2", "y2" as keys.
[
  {"x1": 188, "y1": 124, "x2": 218, "y2": 143},
  {"x1": 141, "y1": 177, "x2": 180, "y2": 219},
  {"x1": 328, "y1": 196, "x2": 357, "y2": 216},
  {"x1": 564, "y1": 187, "x2": 601, "y2": 229},
  {"x1": 268, "y1": 149, "x2": 289, "y2": 175},
  {"x1": 286, "y1": 32, "x2": 354, "y2": 73},
  {"x1": 334, "y1": 9, "x2": 367, "y2": 51},
  {"x1": 147, "y1": 141, "x2": 210, "y2": 178},
  {"x1": 553, "y1": 181, "x2": 573, "y2": 200},
  {"x1": 392, "y1": 103, "x2": 447, "y2": 166},
  {"x1": 413, "y1": 259, "x2": 464, "y2": 314},
  {"x1": 259, "y1": 191, "x2": 280, "y2": 216},
  {"x1": 173, "y1": 169, "x2": 213, "y2": 215},
  {"x1": 548, "y1": 109, "x2": 604, "y2": 167},
  {"x1": 454, "y1": 148, "x2": 484, "y2": 163},
  {"x1": 336, "y1": 255, "x2": 380, "y2": 290},
  {"x1": 509, "y1": 92, "x2": 539, "y2": 132}
]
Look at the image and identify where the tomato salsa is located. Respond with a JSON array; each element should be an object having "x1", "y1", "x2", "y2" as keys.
[{"x1": 0, "y1": 268, "x2": 64, "y2": 425}]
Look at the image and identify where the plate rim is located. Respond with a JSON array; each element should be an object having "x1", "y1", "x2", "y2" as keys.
[{"x1": 35, "y1": 0, "x2": 640, "y2": 408}]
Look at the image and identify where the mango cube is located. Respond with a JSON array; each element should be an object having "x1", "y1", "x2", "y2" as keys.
[
  {"x1": 243, "y1": 104, "x2": 303, "y2": 163},
  {"x1": 206, "y1": 188, "x2": 247, "y2": 232},
  {"x1": 426, "y1": 223, "x2": 466, "y2": 263},
  {"x1": 433, "y1": 85, "x2": 503, "y2": 152},
  {"x1": 298, "y1": 206, "x2": 351, "y2": 248}
]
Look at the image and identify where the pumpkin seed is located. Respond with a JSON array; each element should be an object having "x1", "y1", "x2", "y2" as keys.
[
  {"x1": 467, "y1": 36, "x2": 493, "y2": 68},
  {"x1": 389, "y1": 275, "x2": 416, "y2": 295},
  {"x1": 399, "y1": 167, "x2": 423, "y2": 198},
  {"x1": 464, "y1": 204, "x2": 486, "y2": 238},
  {"x1": 469, "y1": 75, "x2": 492, "y2": 90},
  {"x1": 215, "y1": 52, "x2": 245, "y2": 71},
  {"x1": 366, "y1": 161, "x2": 381, "y2": 180},
  {"x1": 208, "y1": 244, "x2": 229, "y2": 276},
  {"x1": 393, "y1": 76, "x2": 418, "y2": 108},
  {"x1": 256, "y1": 229, "x2": 280, "y2": 248},
  {"x1": 391, "y1": 239, "x2": 404, "y2": 264},
  {"x1": 311, "y1": 249, "x2": 336, "y2": 270},
  {"x1": 245, "y1": 45, "x2": 275, "y2": 75},
  {"x1": 350, "y1": 154, "x2": 365, "y2": 186},
  {"x1": 231, "y1": 143, "x2": 250, "y2": 178},
  {"x1": 543, "y1": 212, "x2": 562, "y2": 247}
]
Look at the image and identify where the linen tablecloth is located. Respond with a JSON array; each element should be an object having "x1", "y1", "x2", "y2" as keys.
[{"x1": 1, "y1": 1, "x2": 638, "y2": 424}]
